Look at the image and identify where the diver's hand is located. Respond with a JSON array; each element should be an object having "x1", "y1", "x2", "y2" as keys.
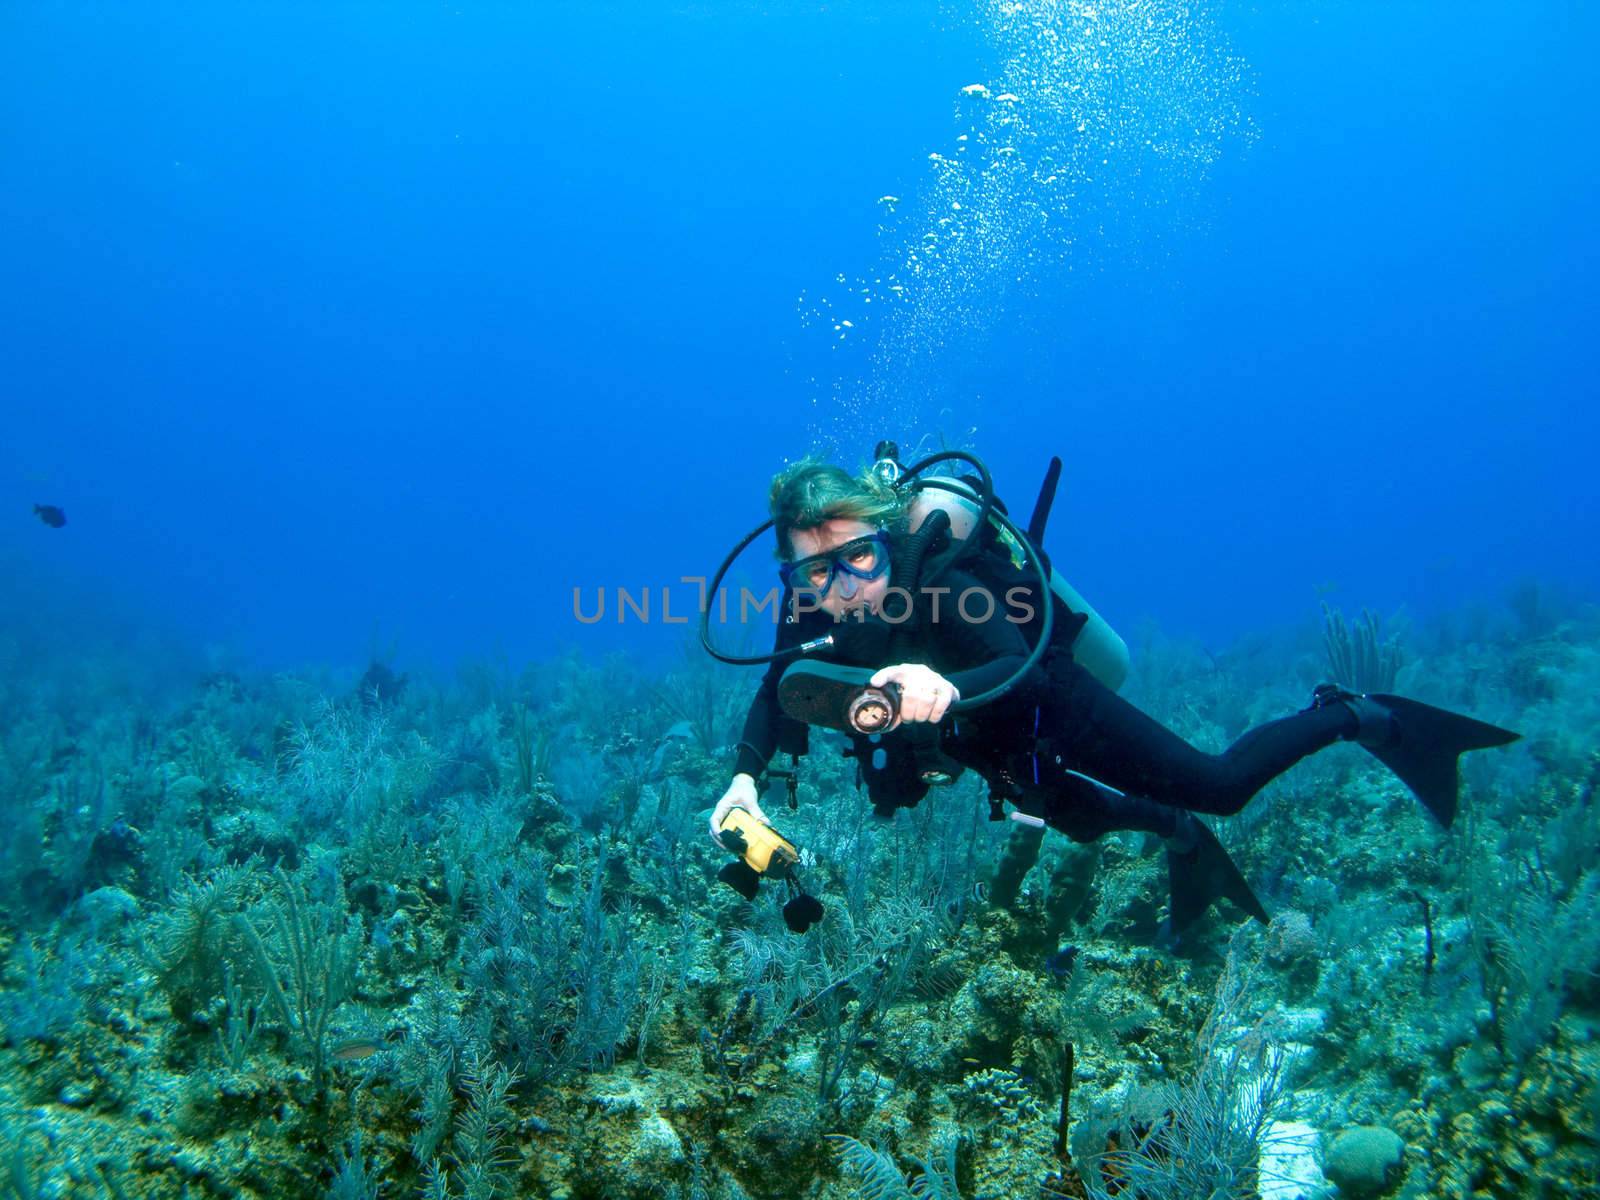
[
  {"x1": 710, "y1": 774, "x2": 768, "y2": 849},
  {"x1": 870, "y1": 663, "x2": 959, "y2": 725}
]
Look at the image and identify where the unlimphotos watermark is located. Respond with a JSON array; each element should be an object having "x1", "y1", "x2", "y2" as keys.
[{"x1": 572, "y1": 578, "x2": 1037, "y2": 625}]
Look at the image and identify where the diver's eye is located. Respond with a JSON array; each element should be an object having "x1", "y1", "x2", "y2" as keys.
[
  {"x1": 845, "y1": 543, "x2": 875, "y2": 566},
  {"x1": 803, "y1": 560, "x2": 832, "y2": 587}
]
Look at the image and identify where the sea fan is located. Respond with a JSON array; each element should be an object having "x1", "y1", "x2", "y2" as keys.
[
  {"x1": 829, "y1": 1134, "x2": 964, "y2": 1200},
  {"x1": 830, "y1": 1136, "x2": 915, "y2": 1200}
]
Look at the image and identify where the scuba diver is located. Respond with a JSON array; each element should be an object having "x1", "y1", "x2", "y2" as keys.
[{"x1": 701, "y1": 444, "x2": 1520, "y2": 937}]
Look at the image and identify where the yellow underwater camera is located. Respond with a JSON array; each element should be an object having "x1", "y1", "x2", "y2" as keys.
[{"x1": 715, "y1": 808, "x2": 825, "y2": 933}]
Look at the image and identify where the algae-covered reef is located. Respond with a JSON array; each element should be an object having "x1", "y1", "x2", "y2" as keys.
[{"x1": 1, "y1": 598, "x2": 1597, "y2": 1199}]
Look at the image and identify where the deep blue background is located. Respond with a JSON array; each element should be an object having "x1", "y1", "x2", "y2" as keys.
[{"x1": 3, "y1": 1, "x2": 1595, "y2": 674}]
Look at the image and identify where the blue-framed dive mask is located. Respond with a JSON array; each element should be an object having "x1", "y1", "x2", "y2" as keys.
[{"x1": 779, "y1": 531, "x2": 892, "y2": 598}]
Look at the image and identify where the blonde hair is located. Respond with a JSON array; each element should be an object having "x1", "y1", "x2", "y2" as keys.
[{"x1": 768, "y1": 458, "x2": 907, "y2": 559}]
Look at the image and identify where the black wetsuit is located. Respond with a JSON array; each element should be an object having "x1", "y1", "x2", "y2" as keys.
[{"x1": 733, "y1": 561, "x2": 1360, "y2": 842}]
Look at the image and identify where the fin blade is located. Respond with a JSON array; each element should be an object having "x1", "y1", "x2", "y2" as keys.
[
  {"x1": 1168, "y1": 821, "x2": 1267, "y2": 932},
  {"x1": 1365, "y1": 695, "x2": 1521, "y2": 827}
]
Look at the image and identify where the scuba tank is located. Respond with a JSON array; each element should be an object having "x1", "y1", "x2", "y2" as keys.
[{"x1": 888, "y1": 448, "x2": 1129, "y2": 693}]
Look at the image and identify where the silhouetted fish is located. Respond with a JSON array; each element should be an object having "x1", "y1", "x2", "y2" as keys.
[
  {"x1": 33, "y1": 504, "x2": 66, "y2": 528},
  {"x1": 1045, "y1": 944, "x2": 1079, "y2": 977}
]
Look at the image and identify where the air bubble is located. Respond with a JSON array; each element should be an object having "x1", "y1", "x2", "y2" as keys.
[{"x1": 802, "y1": 0, "x2": 1251, "y2": 448}]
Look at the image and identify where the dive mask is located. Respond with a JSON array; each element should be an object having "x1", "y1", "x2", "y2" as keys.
[{"x1": 778, "y1": 531, "x2": 892, "y2": 598}]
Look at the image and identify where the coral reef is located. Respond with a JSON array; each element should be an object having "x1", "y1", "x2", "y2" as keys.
[{"x1": 0, "y1": 597, "x2": 1597, "y2": 1197}]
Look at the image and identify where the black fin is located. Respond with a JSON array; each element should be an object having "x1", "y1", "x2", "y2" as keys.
[
  {"x1": 778, "y1": 661, "x2": 879, "y2": 733},
  {"x1": 718, "y1": 860, "x2": 762, "y2": 901},
  {"x1": 1167, "y1": 820, "x2": 1267, "y2": 932},
  {"x1": 1363, "y1": 694, "x2": 1521, "y2": 828}
]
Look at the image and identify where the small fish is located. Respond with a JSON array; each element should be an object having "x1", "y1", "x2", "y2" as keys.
[
  {"x1": 33, "y1": 504, "x2": 66, "y2": 528},
  {"x1": 330, "y1": 1038, "x2": 386, "y2": 1062},
  {"x1": 1045, "y1": 944, "x2": 1079, "y2": 977}
]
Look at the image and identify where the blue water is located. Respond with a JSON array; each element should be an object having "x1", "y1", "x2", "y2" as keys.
[{"x1": 3, "y1": 0, "x2": 1595, "y2": 673}]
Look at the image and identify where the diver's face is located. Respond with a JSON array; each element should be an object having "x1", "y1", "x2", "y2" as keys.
[{"x1": 787, "y1": 519, "x2": 891, "y2": 619}]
